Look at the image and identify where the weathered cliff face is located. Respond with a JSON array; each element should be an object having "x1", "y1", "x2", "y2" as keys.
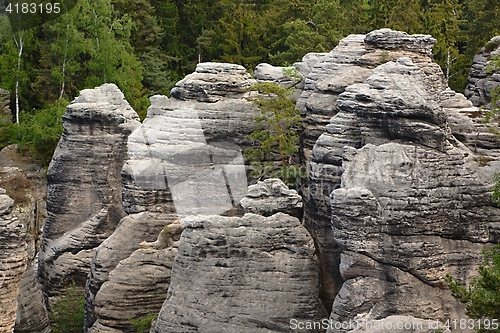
[
  {"x1": 322, "y1": 58, "x2": 500, "y2": 332},
  {"x1": 302, "y1": 29, "x2": 449, "y2": 309},
  {"x1": 0, "y1": 88, "x2": 11, "y2": 123},
  {"x1": 0, "y1": 148, "x2": 50, "y2": 333},
  {"x1": 464, "y1": 36, "x2": 500, "y2": 107},
  {"x1": 0, "y1": 190, "x2": 27, "y2": 333},
  {"x1": 38, "y1": 84, "x2": 141, "y2": 297},
  {"x1": 85, "y1": 63, "x2": 257, "y2": 332},
  {"x1": 154, "y1": 212, "x2": 326, "y2": 333}
]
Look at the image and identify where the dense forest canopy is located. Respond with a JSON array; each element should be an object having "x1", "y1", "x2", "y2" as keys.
[{"x1": 0, "y1": 0, "x2": 499, "y2": 119}]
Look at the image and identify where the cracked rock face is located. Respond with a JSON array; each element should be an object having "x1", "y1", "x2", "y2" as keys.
[
  {"x1": 154, "y1": 213, "x2": 327, "y2": 333},
  {"x1": 301, "y1": 30, "x2": 449, "y2": 309},
  {"x1": 464, "y1": 36, "x2": 500, "y2": 107},
  {"x1": 38, "y1": 84, "x2": 141, "y2": 297},
  {"x1": 321, "y1": 58, "x2": 500, "y2": 332},
  {"x1": 0, "y1": 190, "x2": 27, "y2": 333}
]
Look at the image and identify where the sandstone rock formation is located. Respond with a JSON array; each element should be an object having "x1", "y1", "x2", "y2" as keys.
[
  {"x1": 321, "y1": 58, "x2": 500, "y2": 332},
  {"x1": 240, "y1": 178, "x2": 302, "y2": 218},
  {"x1": 0, "y1": 88, "x2": 11, "y2": 123},
  {"x1": 15, "y1": 265, "x2": 50, "y2": 333},
  {"x1": 38, "y1": 83, "x2": 141, "y2": 297},
  {"x1": 301, "y1": 29, "x2": 449, "y2": 309},
  {"x1": 85, "y1": 63, "x2": 256, "y2": 332},
  {"x1": 0, "y1": 190, "x2": 27, "y2": 333},
  {"x1": 464, "y1": 36, "x2": 500, "y2": 107},
  {"x1": 154, "y1": 213, "x2": 327, "y2": 333},
  {"x1": 0, "y1": 148, "x2": 50, "y2": 333}
]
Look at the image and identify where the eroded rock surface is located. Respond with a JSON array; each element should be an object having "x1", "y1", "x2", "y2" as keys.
[
  {"x1": 302, "y1": 29, "x2": 448, "y2": 309},
  {"x1": 38, "y1": 83, "x2": 141, "y2": 297},
  {"x1": 464, "y1": 36, "x2": 500, "y2": 107},
  {"x1": 86, "y1": 63, "x2": 256, "y2": 332},
  {"x1": 323, "y1": 58, "x2": 500, "y2": 332},
  {"x1": 154, "y1": 213, "x2": 327, "y2": 333},
  {"x1": 0, "y1": 88, "x2": 11, "y2": 123},
  {"x1": 240, "y1": 178, "x2": 302, "y2": 218},
  {"x1": 0, "y1": 190, "x2": 27, "y2": 333}
]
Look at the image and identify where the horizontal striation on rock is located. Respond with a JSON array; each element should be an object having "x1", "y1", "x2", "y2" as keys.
[
  {"x1": 0, "y1": 190, "x2": 27, "y2": 333},
  {"x1": 464, "y1": 36, "x2": 500, "y2": 107},
  {"x1": 302, "y1": 29, "x2": 447, "y2": 310},
  {"x1": 322, "y1": 56, "x2": 500, "y2": 332},
  {"x1": 38, "y1": 83, "x2": 141, "y2": 297},
  {"x1": 154, "y1": 213, "x2": 327, "y2": 333},
  {"x1": 86, "y1": 63, "x2": 258, "y2": 332}
]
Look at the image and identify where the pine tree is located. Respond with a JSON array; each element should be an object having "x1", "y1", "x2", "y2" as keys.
[{"x1": 244, "y1": 82, "x2": 302, "y2": 185}]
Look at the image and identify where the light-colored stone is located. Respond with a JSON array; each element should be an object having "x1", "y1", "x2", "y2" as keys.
[
  {"x1": 38, "y1": 84, "x2": 141, "y2": 297},
  {"x1": 240, "y1": 178, "x2": 302, "y2": 218},
  {"x1": 322, "y1": 57, "x2": 500, "y2": 332},
  {"x1": 154, "y1": 213, "x2": 327, "y2": 333},
  {"x1": 464, "y1": 36, "x2": 500, "y2": 106},
  {"x1": 0, "y1": 191, "x2": 27, "y2": 333}
]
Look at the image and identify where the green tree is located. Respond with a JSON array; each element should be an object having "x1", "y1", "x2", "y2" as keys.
[
  {"x1": 446, "y1": 244, "x2": 500, "y2": 332},
  {"x1": 244, "y1": 82, "x2": 302, "y2": 185}
]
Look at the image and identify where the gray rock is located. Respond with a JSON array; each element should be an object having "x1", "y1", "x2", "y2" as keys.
[
  {"x1": 38, "y1": 84, "x2": 141, "y2": 297},
  {"x1": 440, "y1": 89, "x2": 500, "y2": 183},
  {"x1": 240, "y1": 178, "x2": 302, "y2": 218},
  {"x1": 0, "y1": 191, "x2": 27, "y2": 333},
  {"x1": 14, "y1": 264, "x2": 50, "y2": 333},
  {"x1": 364, "y1": 28, "x2": 436, "y2": 55},
  {"x1": 321, "y1": 57, "x2": 500, "y2": 331},
  {"x1": 154, "y1": 213, "x2": 327, "y2": 333},
  {"x1": 90, "y1": 246, "x2": 177, "y2": 333},
  {"x1": 302, "y1": 31, "x2": 448, "y2": 308},
  {"x1": 86, "y1": 64, "x2": 257, "y2": 332},
  {"x1": 0, "y1": 88, "x2": 11, "y2": 123},
  {"x1": 171, "y1": 62, "x2": 256, "y2": 102},
  {"x1": 254, "y1": 63, "x2": 303, "y2": 89},
  {"x1": 464, "y1": 36, "x2": 500, "y2": 106}
]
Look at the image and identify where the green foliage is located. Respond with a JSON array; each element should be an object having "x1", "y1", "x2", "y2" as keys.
[
  {"x1": 0, "y1": 99, "x2": 66, "y2": 166},
  {"x1": 244, "y1": 82, "x2": 302, "y2": 186},
  {"x1": 129, "y1": 312, "x2": 157, "y2": 333},
  {"x1": 48, "y1": 281, "x2": 85, "y2": 333},
  {"x1": 493, "y1": 173, "x2": 500, "y2": 207},
  {"x1": 445, "y1": 244, "x2": 500, "y2": 332}
]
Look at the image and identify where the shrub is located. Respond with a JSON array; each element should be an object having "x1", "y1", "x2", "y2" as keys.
[
  {"x1": 446, "y1": 244, "x2": 500, "y2": 333},
  {"x1": 3, "y1": 98, "x2": 67, "y2": 166},
  {"x1": 129, "y1": 312, "x2": 157, "y2": 333},
  {"x1": 49, "y1": 281, "x2": 85, "y2": 333},
  {"x1": 244, "y1": 82, "x2": 303, "y2": 187}
]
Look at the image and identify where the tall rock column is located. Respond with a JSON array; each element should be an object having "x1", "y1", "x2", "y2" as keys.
[
  {"x1": 85, "y1": 63, "x2": 256, "y2": 332},
  {"x1": 302, "y1": 29, "x2": 447, "y2": 310},
  {"x1": 0, "y1": 190, "x2": 27, "y2": 333},
  {"x1": 325, "y1": 58, "x2": 500, "y2": 332},
  {"x1": 38, "y1": 84, "x2": 141, "y2": 297}
]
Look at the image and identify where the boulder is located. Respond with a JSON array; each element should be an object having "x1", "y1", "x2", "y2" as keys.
[
  {"x1": 154, "y1": 213, "x2": 327, "y2": 333},
  {"x1": 240, "y1": 178, "x2": 302, "y2": 218},
  {"x1": 38, "y1": 84, "x2": 141, "y2": 297}
]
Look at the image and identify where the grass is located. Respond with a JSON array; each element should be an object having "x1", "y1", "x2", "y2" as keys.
[
  {"x1": 129, "y1": 312, "x2": 157, "y2": 333},
  {"x1": 49, "y1": 282, "x2": 85, "y2": 333}
]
